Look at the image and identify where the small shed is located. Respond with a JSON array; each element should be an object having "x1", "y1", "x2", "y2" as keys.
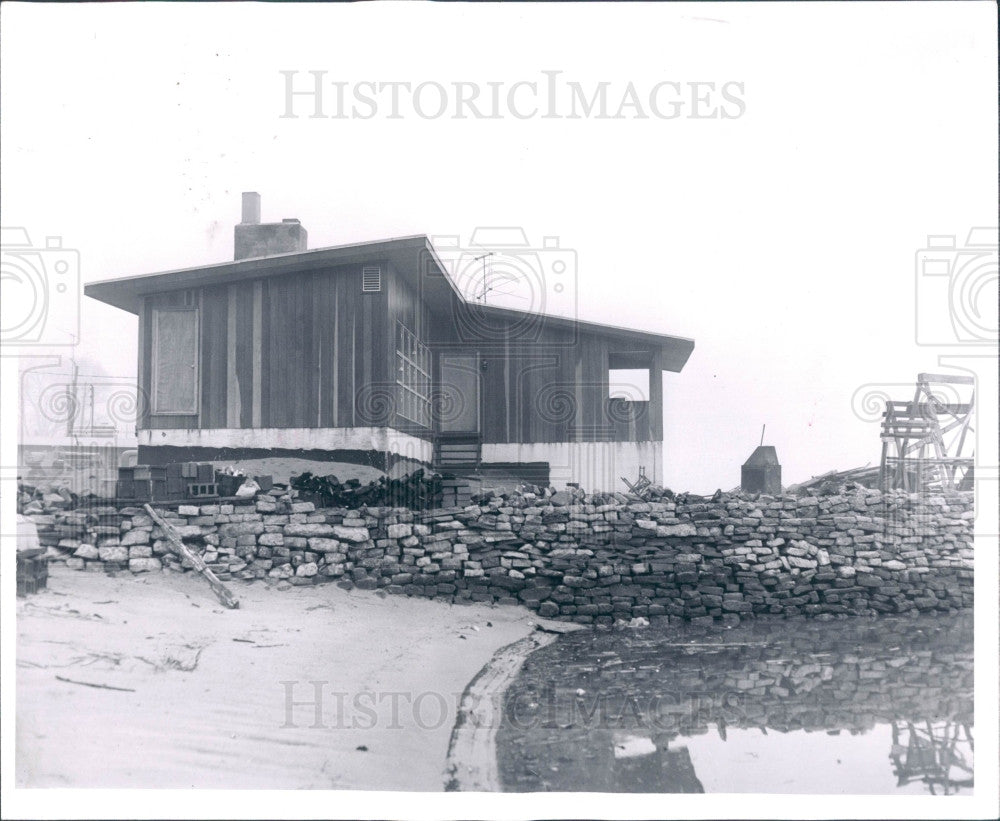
[{"x1": 741, "y1": 445, "x2": 781, "y2": 494}]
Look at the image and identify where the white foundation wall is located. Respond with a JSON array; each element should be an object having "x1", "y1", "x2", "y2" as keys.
[
  {"x1": 139, "y1": 427, "x2": 434, "y2": 464},
  {"x1": 481, "y1": 441, "x2": 663, "y2": 492}
]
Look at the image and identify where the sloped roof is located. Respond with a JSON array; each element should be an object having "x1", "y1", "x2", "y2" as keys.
[
  {"x1": 85, "y1": 234, "x2": 694, "y2": 372},
  {"x1": 85, "y1": 235, "x2": 452, "y2": 314},
  {"x1": 743, "y1": 445, "x2": 780, "y2": 467}
]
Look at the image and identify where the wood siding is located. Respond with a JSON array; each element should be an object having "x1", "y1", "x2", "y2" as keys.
[
  {"x1": 138, "y1": 262, "x2": 663, "y2": 446},
  {"x1": 138, "y1": 263, "x2": 405, "y2": 435},
  {"x1": 426, "y1": 304, "x2": 663, "y2": 445}
]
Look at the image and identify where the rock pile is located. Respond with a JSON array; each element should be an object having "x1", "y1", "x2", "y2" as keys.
[{"x1": 23, "y1": 484, "x2": 974, "y2": 624}]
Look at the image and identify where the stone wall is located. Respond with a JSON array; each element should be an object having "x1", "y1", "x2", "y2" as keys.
[{"x1": 24, "y1": 485, "x2": 974, "y2": 624}]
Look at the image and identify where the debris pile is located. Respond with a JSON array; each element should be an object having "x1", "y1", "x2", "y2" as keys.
[
  {"x1": 18, "y1": 482, "x2": 80, "y2": 514},
  {"x1": 290, "y1": 468, "x2": 447, "y2": 510},
  {"x1": 786, "y1": 466, "x2": 881, "y2": 493},
  {"x1": 21, "y1": 481, "x2": 974, "y2": 624}
]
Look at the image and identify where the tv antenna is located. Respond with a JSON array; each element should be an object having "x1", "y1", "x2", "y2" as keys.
[{"x1": 473, "y1": 252, "x2": 495, "y2": 302}]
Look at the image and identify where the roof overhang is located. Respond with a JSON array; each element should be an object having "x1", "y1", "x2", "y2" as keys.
[
  {"x1": 475, "y1": 303, "x2": 695, "y2": 372},
  {"x1": 85, "y1": 235, "x2": 694, "y2": 372},
  {"x1": 84, "y1": 235, "x2": 461, "y2": 316}
]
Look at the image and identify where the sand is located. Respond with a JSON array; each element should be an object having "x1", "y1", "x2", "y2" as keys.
[
  {"x1": 213, "y1": 457, "x2": 390, "y2": 486},
  {"x1": 16, "y1": 565, "x2": 539, "y2": 790}
]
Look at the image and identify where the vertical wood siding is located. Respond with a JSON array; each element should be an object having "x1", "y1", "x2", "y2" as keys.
[
  {"x1": 139, "y1": 264, "x2": 395, "y2": 434},
  {"x1": 429, "y1": 320, "x2": 661, "y2": 445},
  {"x1": 137, "y1": 264, "x2": 663, "y2": 447}
]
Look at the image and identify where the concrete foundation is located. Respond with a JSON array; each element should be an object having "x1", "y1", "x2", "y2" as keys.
[
  {"x1": 138, "y1": 427, "x2": 433, "y2": 472},
  {"x1": 481, "y1": 441, "x2": 662, "y2": 492}
]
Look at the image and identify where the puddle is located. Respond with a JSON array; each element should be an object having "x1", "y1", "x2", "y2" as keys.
[{"x1": 496, "y1": 613, "x2": 973, "y2": 794}]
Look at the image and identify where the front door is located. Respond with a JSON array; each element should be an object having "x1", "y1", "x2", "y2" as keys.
[{"x1": 437, "y1": 353, "x2": 480, "y2": 433}]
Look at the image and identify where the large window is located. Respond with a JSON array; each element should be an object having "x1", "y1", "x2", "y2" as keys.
[
  {"x1": 395, "y1": 321, "x2": 431, "y2": 426},
  {"x1": 151, "y1": 307, "x2": 199, "y2": 414},
  {"x1": 608, "y1": 368, "x2": 650, "y2": 401}
]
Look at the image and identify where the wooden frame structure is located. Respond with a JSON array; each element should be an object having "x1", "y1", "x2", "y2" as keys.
[
  {"x1": 889, "y1": 720, "x2": 974, "y2": 795},
  {"x1": 879, "y1": 373, "x2": 975, "y2": 492}
]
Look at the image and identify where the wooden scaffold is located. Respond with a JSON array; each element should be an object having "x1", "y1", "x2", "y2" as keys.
[
  {"x1": 889, "y1": 720, "x2": 974, "y2": 795},
  {"x1": 879, "y1": 373, "x2": 975, "y2": 492}
]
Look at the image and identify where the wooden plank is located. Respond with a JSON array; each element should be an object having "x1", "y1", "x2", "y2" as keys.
[
  {"x1": 199, "y1": 288, "x2": 212, "y2": 426},
  {"x1": 275, "y1": 275, "x2": 295, "y2": 426},
  {"x1": 315, "y1": 271, "x2": 333, "y2": 428},
  {"x1": 252, "y1": 280, "x2": 263, "y2": 427},
  {"x1": 369, "y1": 266, "x2": 388, "y2": 415},
  {"x1": 636, "y1": 400, "x2": 651, "y2": 441},
  {"x1": 581, "y1": 332, "x2": 603, "y2": 438},
  {"x1": 481, "y1": 344, "x2": 505, "y2": 442},
  {"x1": 235, "y1": 282, "x2": 254, "y2": 428},
  {"x1": 144, "y1": 504, "x2": 238, "y2": 609},
  {"x1": 337, "y1": 273, "x2": 355, "y2": 426},
  {"x1": 147, "y1": 414, "x2": 199, "y2": 429},
  {"x1": 200, "y1": 285, "x2": 228, "y2": 428},
  {"x1": 918, "y1": 373, "x2": 975, "y2": 385},
  {"x1": 300, "y1": 272, "x2": 316, "y2": 428},
  {"x1": 362, "y1": 281, "x2": 374, "y2": 422},
  {"x1": 649, "y1": 348, "x2": 664, "y2": 441},
  {"x1": 288, "y1": 272, "x2": 310, "y2": 427},
  {"x1": 266, "y1": 276, "x2": 289, "y2": 426},
  {"x1": 226, "y1": 285, "x2": 240, "y2": 427},
  {"x1": 312, "y1": 271, "x2": 323, "y2": 427},
  {"x1": 137, "y1": 297, "x2": 149, "y2": 430},
  {"x1": 572, "y1": 342, "x2": 585, "y2": 442},
  {"x1": 503, "y1": 326, "x2": 511, "y2": 443},
  {"x1": 329, "y1": 273, "x2": 339, "y2": 427},
  {"x1": 259, "y1": 279, "x2": 270, "y2": 426},
  {"x1": 883, "y1": 456, "x2": 973, "y2": 464}
]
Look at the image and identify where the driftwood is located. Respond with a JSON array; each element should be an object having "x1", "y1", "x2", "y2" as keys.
[
  {"x1": 144, "y1": 504, "x2": 239, "y2": 609},
  {"x1": 56, "y1": 675, "x2": 135, "y2": 693}
]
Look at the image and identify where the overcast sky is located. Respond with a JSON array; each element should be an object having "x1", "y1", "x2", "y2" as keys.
[{"x1": 2, "y1": 1, "x2": 997, "y2": 493}]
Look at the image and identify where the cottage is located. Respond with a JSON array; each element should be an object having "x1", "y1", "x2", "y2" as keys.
[{"x1": 85, "y1": 194, "x2": 694, "y2": 491}]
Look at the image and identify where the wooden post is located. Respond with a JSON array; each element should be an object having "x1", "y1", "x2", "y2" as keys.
[{"x1": 144, "y1": 504, "x2": 239, "y2": 609}]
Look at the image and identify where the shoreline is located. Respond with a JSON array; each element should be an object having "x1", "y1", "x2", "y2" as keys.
[
  {"x1": 444, "y1": 621, "x2": 582, "y2": 791},
  {"x1": 16, "y1": 566, "x2": 541, "y2": 790},
  {"x1": 16, "y1": 562, "x2": 976, "y2": 791}
]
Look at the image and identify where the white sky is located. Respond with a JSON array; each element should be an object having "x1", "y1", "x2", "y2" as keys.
[
  {"x1": 3, "y1": 7, "x2": 998, "y2": 819},
  {"x1": 2, "y1": 1, "x2": 997, "y2": 494}
]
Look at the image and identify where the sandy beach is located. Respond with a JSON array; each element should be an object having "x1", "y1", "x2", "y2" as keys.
[{"x1": 16, "y1": 565, "x2": 539, "y2": 790}]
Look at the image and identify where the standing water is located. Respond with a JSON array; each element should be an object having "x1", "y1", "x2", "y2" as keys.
[{"x1": 496, "y1": 613, "x2": 972, "y2": 794}]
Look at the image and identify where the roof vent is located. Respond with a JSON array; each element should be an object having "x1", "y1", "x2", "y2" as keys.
[{"x1": 362, "y1": 265, "x2": 382, "y2": 293}]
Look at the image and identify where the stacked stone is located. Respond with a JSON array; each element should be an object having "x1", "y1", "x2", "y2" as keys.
[{"x1": 25, "y1": 484, "x2": 974, "y2": 624}]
